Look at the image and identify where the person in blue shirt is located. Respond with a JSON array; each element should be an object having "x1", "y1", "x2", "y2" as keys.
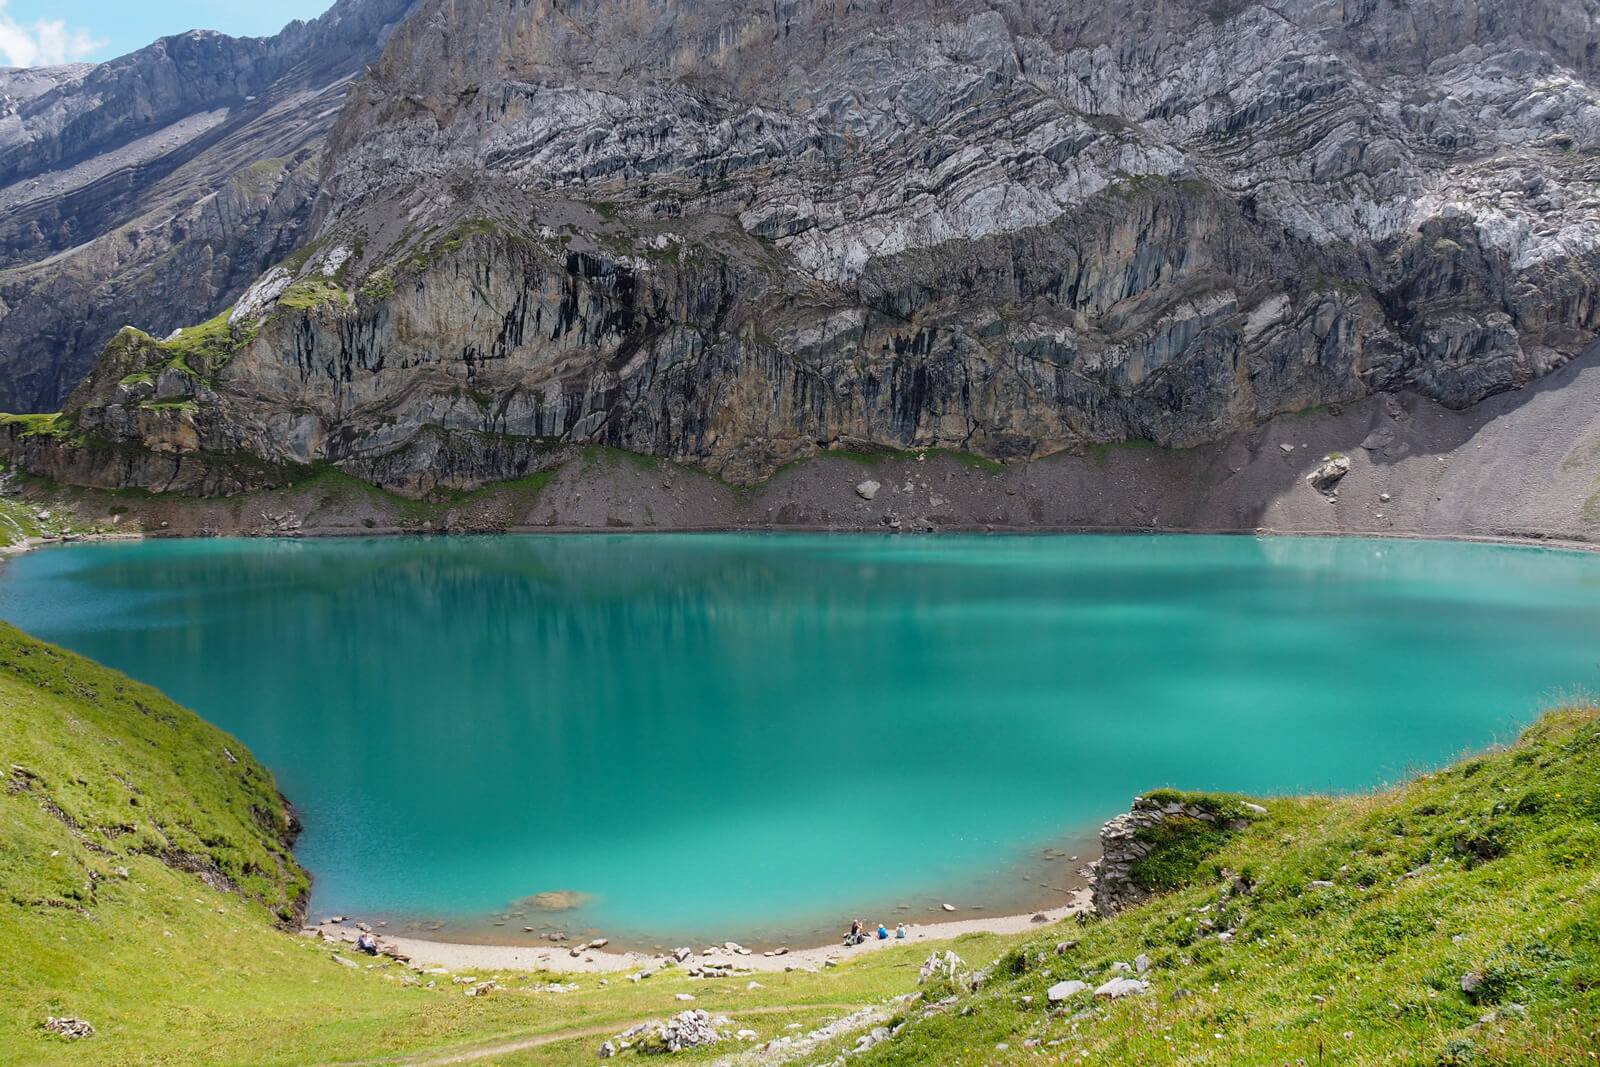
[{"x1": 876, "y1": 923, "x2": 888, "y2": 940}]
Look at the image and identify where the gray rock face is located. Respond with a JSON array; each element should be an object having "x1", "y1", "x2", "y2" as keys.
[
  {"x1": 10, "y1": 0, "x2": 1600, "y2": 493},
  {"x1": 1089, "y1": 794, "x2": 1252, "y2": 916},
  {"x1": 0, "y1": 0, "x2": 422, "y2": 414}
]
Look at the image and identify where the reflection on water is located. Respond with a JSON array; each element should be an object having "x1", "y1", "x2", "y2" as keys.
[{"x1": 2, "y1": 534, "x2": 1597, "y2": 946}]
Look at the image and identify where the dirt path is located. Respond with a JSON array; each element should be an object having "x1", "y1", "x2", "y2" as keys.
[{"x1": 345, "y1": 1002, "x2": 865, "y2": 1066}]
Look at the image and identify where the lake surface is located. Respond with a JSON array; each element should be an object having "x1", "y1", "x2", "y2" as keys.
[{"x1": 3, "y1": 534, "x2": 1598, "y2": 947}]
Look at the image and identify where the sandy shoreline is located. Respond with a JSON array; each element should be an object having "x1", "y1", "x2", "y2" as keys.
[{"x1": 307, "y1": 890, "x2": 1093, "y2": 975}]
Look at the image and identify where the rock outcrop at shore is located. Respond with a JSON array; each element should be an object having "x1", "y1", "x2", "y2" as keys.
[
  {"x1": 1090, "y1": 794, "x2": 1259, "y2": 917},
  {"x1": 5, "y1": 0, "x2": 1598, "y2": 495}
]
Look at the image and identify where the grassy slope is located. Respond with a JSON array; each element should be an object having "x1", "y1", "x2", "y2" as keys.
[{"x1": 858, "y1": 708, "x2": 1600, "y2": 1067}]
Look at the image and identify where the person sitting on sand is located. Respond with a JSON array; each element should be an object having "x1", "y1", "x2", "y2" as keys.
[
  {"x1": 357, "y1": 932, "x2": 378, "y2": 955},
  {"x1": 876, "y1": 923, "x2": 888, "y2": 940},
  {"x1": 895, "y1": 923, "x2": 906, "y2": 939},
  {"x1": 844, "y1": 919, "x2": 862, "y2": 946}
]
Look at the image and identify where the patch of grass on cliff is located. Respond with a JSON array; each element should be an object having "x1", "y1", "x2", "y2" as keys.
[
  {"x1": 112, "y1": 310, "x2": 246, "y2": 385},
  {"x1": 857, "y1": 705, "x2": 1600, "y2": 1067},
  {"x1": 275, "y1": 279, "x2": 349, "y2": 312},
  {"x1": 359, "y1": 268, "x2": 395, "y2": 302},
  {"x1": 404, "y1": 218, "x2": 502, "y2": 274},
  {"x1": 1, "y1": 413, "x2": 70, "y2": 438},
  {"x1": 582, "y1": 444, "x2": 668, "y2": 474},
  {"x1": 0, "y1": 491, "x2": 46, "y2": 546},
  {"x1": 162, "y1": 309, "x2": 245, "y2": 375},
  {"x1": 229, "y1": 157, "x2": 288, "y2": 199},
  {"x1": 0, "y1": 472, "x2": 105, "y2": 546},
  {"x1": 1130, "y1": 817, "x2": 1234, "y2": 893}
]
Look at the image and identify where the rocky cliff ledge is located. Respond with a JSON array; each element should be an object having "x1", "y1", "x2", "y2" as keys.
[
  {"x1": 1090, "y1": 792, "x2": 1263, "y2": 917},
  {"x1": 4, "y1": 0, "x2": 1599, "y2": 495},
  {"x1": 0, "y1": 0, "x2": 421, "y2": 414}
]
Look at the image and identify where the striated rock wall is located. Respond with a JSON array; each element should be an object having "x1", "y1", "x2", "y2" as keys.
[
  {"x1": 9, "y1": 0, "x2": 1600, "y2": 493},
  {"x1": 0, "y1": 0, "x2": 422, "y2": 414}
]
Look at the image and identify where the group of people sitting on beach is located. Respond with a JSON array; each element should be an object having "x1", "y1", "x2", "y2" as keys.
[{"x1": 843, "y1": 918, "x2": 906, "y2": 946}]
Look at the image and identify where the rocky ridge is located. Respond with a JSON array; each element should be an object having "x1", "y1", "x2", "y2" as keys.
[
  {"x1": 5, "y1": 0, "x2": 1600, "y2": 495},
  {"x1": 0, "y1": 0, "x2": 422, "y2": 413}
]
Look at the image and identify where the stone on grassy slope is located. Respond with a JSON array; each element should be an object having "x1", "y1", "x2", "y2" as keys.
[
  {"x1": 1094, "y1": 976, "x2": 1152, "y2": 999},
  {"x1": 1047, "y1": 980, "x2": 1088, "y2": 1002}
]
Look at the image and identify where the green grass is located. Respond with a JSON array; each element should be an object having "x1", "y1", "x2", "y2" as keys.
[
  {"x1": 1126, "y1": 792, "x2": 1263, "y2": 894},
  {"x1": 0, "y1": 413, "x2": 70, "y2": 439},
  {"x1": 93, "y1": 310, "x2": 247, "y2": 397},
  {"x1": 857, "y1": 705, "x2": 1600, "y2": 1067},
  {"x1": 404, "y1": 218, "x2": 502, "y2": 274},
  {"x1": 274, "y1": 279, "x2": 349, "y2": 312},
  {"x1": 359, "y1": 269, "x2": 395, "y2": 302},
  {"x1": 157, "y1": 309, "x2": 248, "y2": 377},
  {"x1": 0, "y1": 470, "x2": 105, "y2": 546}
]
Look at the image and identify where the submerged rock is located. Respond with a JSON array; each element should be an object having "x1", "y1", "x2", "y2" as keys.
[{"x1": 522, "y1": 890, "x2": 589, "y2": 912}]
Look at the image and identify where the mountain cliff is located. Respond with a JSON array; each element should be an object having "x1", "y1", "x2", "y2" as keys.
[
  {"x1": 6, "y1": 0, "x2": 1599, "y2": 494},
  {"x1": 0, "y1": 0, "x2": 422, "y2": 413}
]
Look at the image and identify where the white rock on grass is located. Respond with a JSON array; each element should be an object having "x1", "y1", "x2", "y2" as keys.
[
  {"x1": 1094, "y1": 977, "x2": 1151, "y2": 999},
  {"x1": 44, "y1": 1017, "x2": 94, "y2": 1039},
  {"x1": 1047, "y1": 980, "x2": 1088, "y2": 1002}
]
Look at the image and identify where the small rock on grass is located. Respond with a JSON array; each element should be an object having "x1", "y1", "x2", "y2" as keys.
[
  {"x1": 44, "y1": 1017, "x2": 94, "y2": 1039},
  {"x1": 1094, "y1": 977, "x2": 1150, "y2": 999},
  {"x1": 1047, "y1": 980, "x2": 1087, "y2": 1002}
]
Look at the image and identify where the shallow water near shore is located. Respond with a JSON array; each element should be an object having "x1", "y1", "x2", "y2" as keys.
[{"x1": 3, "y1": 533, "x2": 1598, "y2": 947}]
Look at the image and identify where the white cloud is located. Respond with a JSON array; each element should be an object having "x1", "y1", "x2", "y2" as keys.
[{"x1": 0, "y1": 0, "x2": 105, "y2": 67}]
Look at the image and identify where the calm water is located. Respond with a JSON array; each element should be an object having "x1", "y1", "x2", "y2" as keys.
[{"x1": 2, "y1": 534, "x2": 1598, "y2": 946}]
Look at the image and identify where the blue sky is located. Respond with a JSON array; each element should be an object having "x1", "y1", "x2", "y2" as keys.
[{"x1": 0, "y1": 0, "x2": 335, "y2": 67}]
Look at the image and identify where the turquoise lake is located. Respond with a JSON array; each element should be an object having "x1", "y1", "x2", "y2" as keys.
[{"x1": 3, "y1": 533, "x2": 1599, "y2": 947}]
